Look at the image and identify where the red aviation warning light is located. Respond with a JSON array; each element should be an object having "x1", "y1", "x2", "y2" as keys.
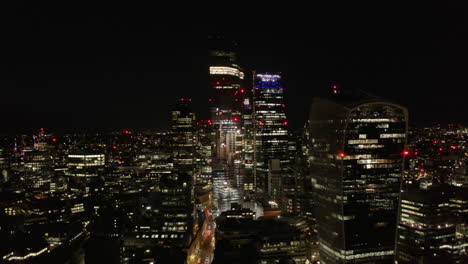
[
  {"x1": 338, "y1": 152, "x2": 347, "y2": 158},
  {"x1": 450, "y1": 146, "x2": 458, "y2": 150},
  {"x1": 332, "y1": 83, "x2": 340, "y2": 94},
  {"x1": 13, "y1": 138, "x2": 18, "y2": 151},
  {"x1": 233, "y1": 117, "x2": 239, "y2": 122},
  {"x1": 52, "y1": 138, "x2": 57, "y2": 143},
  {"x1": 112, "y1": 145, "x2": 118, "y2": 150},
  {"x1": 284, "y1": 121, "x2": 288, "y2": 125},
  {"x1": 403, "y1": 150, "x2": 410, "y2": 156},
  {"x1": 240, "y1": 89, "x2": 245, "y2": 93}
]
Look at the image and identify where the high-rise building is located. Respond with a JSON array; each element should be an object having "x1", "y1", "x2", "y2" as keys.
[
  {"x1": 166, "y1": 98, "x2": 197, "y2": 249},
  {"x1": 240, "y1": 84, "x2": 255, "y2": 194},
  {"x1": 396, "y1": 184, "x2": 465, "y2": 263},
  {"x1": 66, "y1": 151, "x2": 105, "y2": 177},
  {"x1": 194, "y1": 119, "x2": 215, "y2": 186},
  {"x1": 289, "y1": 123, "x2": 315, "y2": 218},
  {"x1": 117, "y1": 173, "x2": 195, "y2": 264},
  {"x1": 309, "y1": 90, "x2": 408, "y2": 263},
  {"x1": 171, "y1": 98, "x2": 197, "y2": 176},
  {"x1": 212, "y1": 164, "x2": 242, "y2": 212},
  {"x1": 66, "y1": 150, "x2": 105, "y2": 193},
  {"x1": 208, "y1": 36, "x2": 245, "y2": 164},
  {"x1": 159, "y1": 172, "x2": 195, "y2": 248},
  {"x1": 253, "y1": 73, "x2": 289, "y2": 196}
]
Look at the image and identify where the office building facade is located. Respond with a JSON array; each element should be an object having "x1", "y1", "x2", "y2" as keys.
[
  {"x1": 253, "y1": 73, "x2": 289, "y2": 195},
  {"x1": 208, "y1": 38, "x2": 245, "y2": 164},
  {"x1": 396, "y1": 185, "x2": 464, "y2": 263},
  {"x1": 309, "y1": 92, "x2": 408, "y2": 263},
  {"x1": 171, "y1": 98, "x2": 197, "y2": 176}
]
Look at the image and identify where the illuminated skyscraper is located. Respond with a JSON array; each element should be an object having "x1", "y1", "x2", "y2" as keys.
[
  {"x1": 171, "y1": 98, "x2": 196, "y2": 176},
  {"x1": 309, "y1": 90, "x2": 408, "y2": 263},
  {"x1": 208, "y1": 36, "x2": 245, "y2": 164},
  {"x1": 253, "y1": 73, "x2": 289, "y2": 195},
  {"x1": 168, "y1": 98, "x2": 197, "y2": 246}
]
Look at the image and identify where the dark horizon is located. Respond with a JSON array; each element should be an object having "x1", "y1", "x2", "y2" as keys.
[{"x1": 1, "y1": 4, "x2": 467, "y2": 133}]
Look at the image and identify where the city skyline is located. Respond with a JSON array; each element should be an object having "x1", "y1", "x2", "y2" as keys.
[{"x1": 1, "y1": 5, "x2": 468, "y2": 263}]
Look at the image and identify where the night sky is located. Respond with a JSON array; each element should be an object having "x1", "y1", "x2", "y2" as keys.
[{"x1": 1, "y1": 3, "x2": 467, "y2": 133}]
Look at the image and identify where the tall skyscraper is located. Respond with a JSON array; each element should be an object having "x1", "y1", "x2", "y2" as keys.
[
  {"x1": 309, "y1": 89, "x2": 408, "y2": 263},
  {"x1": 171, "y1": 98, "x2": 197, "y2": 176},
  {"x1": 208, "y1": 36, "x2": 245, "y2": 164},
  {"x1": 253, "y1": 73, "x2": 289, "y2": 196}
]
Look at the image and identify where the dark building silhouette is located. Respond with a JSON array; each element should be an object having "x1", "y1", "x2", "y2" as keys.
[
  {"x1": 171, "y1": 98, "x2": 197, "y2": 177},
  {"x1": 309, "y1": 89, "x2": 408, "y2": 263}
]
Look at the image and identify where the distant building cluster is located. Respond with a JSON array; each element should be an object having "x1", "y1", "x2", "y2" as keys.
[{"x1": 0, "y1": 36, "x2": 467, "y2": 264}]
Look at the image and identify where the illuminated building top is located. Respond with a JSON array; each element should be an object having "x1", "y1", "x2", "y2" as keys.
[
  {"x1": 256, "y1": 74, "x2": 281, "y2": 83},
  {"x1": 209, "y1": 66, "x2": 244, "y2": 79}
]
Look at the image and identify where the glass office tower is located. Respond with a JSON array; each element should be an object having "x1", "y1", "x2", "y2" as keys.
[
  {"x1": 208, "y1": 37, "x2": 245, "y2": 164},
  {"x1": 396, "y1": 185, "x2": 462, "y2": 263},
  {"x1": 309, "y1": 91, "x2": 408, "y2": 263},
  {"x1": 253, "y1": 73, "x2": 289, "y2": 195},
  {"x1": 171, "y1": 98, "x2": 196, "y2": 177}
]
